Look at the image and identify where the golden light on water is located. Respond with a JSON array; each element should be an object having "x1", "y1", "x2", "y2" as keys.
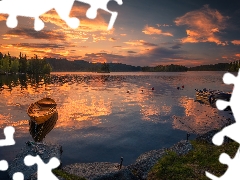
[
  {"x1": 172, "y1": 96, "x2": 231, "y2": 134},
  {"x1": 0, "y1": 73, "x2": 233, "y2": 138}
]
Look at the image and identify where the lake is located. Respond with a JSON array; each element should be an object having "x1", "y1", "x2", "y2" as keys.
[{"x1": 0, "y1": 71, "x2": 234, "y2": 177}]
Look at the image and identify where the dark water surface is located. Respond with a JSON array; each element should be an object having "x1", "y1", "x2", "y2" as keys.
[{"x1": 0, "y1": 71, "x2": 233, "y2": 177}]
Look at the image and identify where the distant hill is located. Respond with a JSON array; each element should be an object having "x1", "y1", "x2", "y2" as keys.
[
  {"x1": 45, "y1": 57, "x2": 240, "y2": 72},
  {"x1": 188, "y1": 63, "x2": 230, "y2": 71},
  {"x1": 45, "y1": 58, "x2": 142, "y2": 72}
]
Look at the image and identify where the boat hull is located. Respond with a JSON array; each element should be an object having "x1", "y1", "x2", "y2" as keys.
[{"x1": 27, "y1": 98, "x2": 57, "y2": 125}]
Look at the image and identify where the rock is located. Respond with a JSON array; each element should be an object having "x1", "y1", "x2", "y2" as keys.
[
  {"x1": 62, "y1": 162, "x2": 137, "y2": 180},
  {"x1": 168, "y1": 140, "x2": 193, "y2": 155},
  {"x1": 196, "y1": 118, "x2": 235, "y2": 144},
  {"x1": 8, "y1": 141, "x2": 62, "y2": 180},
  {"x1": 196, "y1": 129, "x2": 219, "y2": 144},
  {"x1": 127, "y1": 140, "x2": 192, "y2": 180},
  {"x1": 29, "y1": 172, "x2": 66, "y2": 180},
  {"x1": 93, "y1": 168, "x2": 138, "y2": 180},
  {"x1": 127, "y1": 149, "x2": 166, "y2": 179}
]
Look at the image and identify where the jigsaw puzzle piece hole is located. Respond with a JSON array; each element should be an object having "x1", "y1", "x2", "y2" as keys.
[
  {"x1": 216, "y1": 100, "x2": 229, "y2": 111},
  {"x1": 86, "y1": 8, "x2": 97, "y2": 19},
  {"x1": 48, "y1": 157, "x2": 60, "y2": 168},
  {"x1": 219, "y1": 153, "x2": 231, "y2": 165},
  {"x1": 0, "y1": 160, "x2": 8, "y2": 171},
  {"x1": 6, "y1": 16, "x2": 18, "y2": 28},
  {"x1": 4, "y1": 126, "x2": 15, "y2": 145},
  {"x1": 212, "y1": 132, "x2": 224, "y2": 146},
  {"x1": 206, "y1": 171, "x2": 219, "y2": 180},
  {"x1": 108, "y1": 11, "x2": 117, "y2": 30},
  {"x1": 66, "y1": 17, "x2": 80, "y2": 29},
  {"x1": 223, "y1": 73, "x2": 236, "y2": 85},
  {"x1": 13, "y1": 172, "x2": 24, "y2": 180},
  {"x1": 34, "y1": 18, "x2": 44, "y2": 31},
  {"x1": 24, "y1": 155, "x2": 35, "y2": 166}
]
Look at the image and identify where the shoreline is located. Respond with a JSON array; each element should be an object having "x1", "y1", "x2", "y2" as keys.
[
  {"x1": 59, "y1": 117, "x2": 235, "y2": 180},
  {"x1": 7, "y1": 117, "x2": 234, "y2": 180}
]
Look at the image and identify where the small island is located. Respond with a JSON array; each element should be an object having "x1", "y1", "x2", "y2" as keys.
[{"x1": 97, "y1": 62, "x2": 110, "y2": 73}]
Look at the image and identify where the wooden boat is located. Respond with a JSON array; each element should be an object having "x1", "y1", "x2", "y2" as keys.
[
  {"x1": 29, "y1": 112, "x2": 58, "y2": 142},
  {"x1": 27, "y1": 98, "x2": 57, "y2": 125}
]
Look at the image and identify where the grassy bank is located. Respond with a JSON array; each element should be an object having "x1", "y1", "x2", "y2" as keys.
[
  {"x1": 53, "y1": 169, "x2": 86, "y2": 180},
  {"x1": 147, "y1": 140, "x2": 238, "y2": 180}
]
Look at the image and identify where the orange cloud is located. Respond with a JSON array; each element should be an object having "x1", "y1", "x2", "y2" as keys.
[
  {"x1": 0, "y1": 14, "x2": 7, "y2": 21},
  {"x1": 235, "y1": 54, "x2": 240, "y2": 57},
  {"x1": 120, "y1": 34, "x2": 127, "y2": 36},
  {"x1": 109, "y1": 37, "x2": 117, "y2": 42},
  {"x1": 142, "y1": 25, "x2": 173, "y2": 36},
  {"x1": 124, "y1": 40, "x2": 157, "y2": 47},
  {"x1": 232, "y1": 40, "x2": 240, "y2": 45},
  {"x1": 175, "y1": 5, "x2": 228, "y2": 45},
  {"x1": 40, "y1": 7, "x2": 109, "y2": 32}
]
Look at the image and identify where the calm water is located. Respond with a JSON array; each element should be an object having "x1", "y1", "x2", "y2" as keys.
[{"x1": 0, "y1": 71, "x2": 234, "y2": 172}]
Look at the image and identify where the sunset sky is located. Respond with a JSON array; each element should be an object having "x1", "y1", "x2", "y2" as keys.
[{"x1": 0, "y1": 0, "x2": 240, "y2": 67}]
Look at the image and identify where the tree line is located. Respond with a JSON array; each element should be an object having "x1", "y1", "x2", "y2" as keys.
[
  {"x1": 188, "y1": 61, "x2": 240, "y2": 72},
  {"x1": 1, "y1": 51, "x2": 239, "y2": 73},
  {"x1": 142, "y1": 64, "x2": 188, "y2": 72},
  {"x1": 143, "y1": 61, "x2": 240, "y2": 72},
  {"x1": 0, "y1": 52, "x2": 52, "y2": 75}
]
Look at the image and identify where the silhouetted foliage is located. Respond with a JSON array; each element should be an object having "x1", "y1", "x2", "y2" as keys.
[
  {"x1": 142, "y1": 64, "x2": 188, "y2": 72},
  {"x1": 45, "y1": 58, "x2": 141, "y2": 72},
  {"x1": 0, "y1": 52, "x2": 52, "y2": 75},
  {"x1": 188, "y1": 63, "x2": 230, "y2": 71},
  {"x1": 99, "y1": 62, "x2": 110, "y2": 73}
]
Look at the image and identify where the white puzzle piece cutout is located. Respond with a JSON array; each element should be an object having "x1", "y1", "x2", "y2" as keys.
[
  {"x1": 12, "y1": 172, "x2": 24, "y2": 180},
  {"x1": 76, "y1": 0, "x2": 123, "y2": 30},
  {"x1": 206, "y1": 148, "x2": 240, "y2": 180},
  {"x1": 0, "y1": 0, "x2": 123, "y2": 31},
  {"x1": 206, "y1": 69, "x2": 240, "y2": 179},
  {"x1": 0, "y1": 126, "x2": 15, "y2": 146},
  {"x1": 0, "y1": 160, "x2": 8, "y2": 171},
  {"x1": 0, "y1": 126, "x2": 15, "y2": 171},
  {"x1": 0, "y1": 0, "x2": 79, "y2": 31},
  {"x1": 24, "y1": 155, "x2": 60, "y2": 180}
]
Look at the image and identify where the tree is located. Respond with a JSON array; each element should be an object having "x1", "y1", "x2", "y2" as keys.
[
  {"x1": 100, "y1": 62, "x2": 110, "y2": 72},
  {"x1": 10, "y1": 58, "x2": 19, "y2": 74},
  {"x1": 42, "y1": 63, "x2": 52, "y2": 74},
  {"x1": 19, "y1": 52, "x2": 27, "y2": 73},
  {"x1": 0, "y1": 52, "x2": 3, "y2": 60},
  {"x1": 2, "y1": 55, "x2": 10, "y2": 73}
]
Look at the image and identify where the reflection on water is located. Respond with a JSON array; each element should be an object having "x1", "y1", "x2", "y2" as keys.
[
  {"x1": 172, "y1": 97, "x2": 232, "y2": 134},
  {"x1": 0, "y1": 71, "x2": 233, "y2": 166},
  {"x1": 29, "y1": 112, "x2": 58, "y2": 142}
]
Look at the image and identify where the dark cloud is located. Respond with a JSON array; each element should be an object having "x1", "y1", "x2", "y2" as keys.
[
  {"x1": 109, "y1": 37, "x2": 117, "y2": 41},
  {"x1": 171, "y1": 43, "x2": 182, "y2": 49},
  {"x1": 13, "y1": 43, "x2": 66, "y2": 49},
  {"x1": 147, "y1": 47, "x2": 183, "y2": 58},
  {"x1": 80, "y1": 47, "x2": 199, "y2": 66},
  {"x1": 6, "y1": 28, "x2": 66, "y2": 40},
  {"x1": 84, "y1": 52, "x2": 124, "y2": 60},
  {"x1": 124, "y1": 40, "x2": 158, "y2": 47},
  {"x1": 141, "y1": 42, "x2": 158, "y2": 46},
  {"x1": 127, "y1": 50, "x2": 137, "y2": 53},
  {"x1": 42, "y1": 53, "x2": 82, "y2": 60}
]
